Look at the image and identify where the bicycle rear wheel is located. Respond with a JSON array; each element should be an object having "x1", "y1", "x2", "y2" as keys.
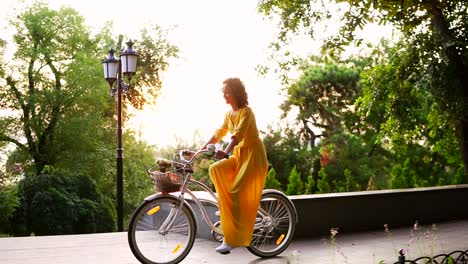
[
  {"x1": 128, "y1": 196, "x2": 197, "y2": 264},
  {"x1": 247, "y1": 191, "x2": 296, "y2": 257}
]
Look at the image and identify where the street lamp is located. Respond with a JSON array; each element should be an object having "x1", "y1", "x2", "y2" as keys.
[{"x1": 102, "y1": 40, "x2": 138, "y2": 232}]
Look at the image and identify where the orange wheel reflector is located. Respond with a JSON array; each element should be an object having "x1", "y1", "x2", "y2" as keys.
[
  {"x1": 173, "y1": 243, "x2": 183, "y2": 254},
  {"x1": 147, "y1": 206, "x2": 160, "y2": 216},
  {"x1": 276, "y1": 234, "x2": 285, "y2": 245}
]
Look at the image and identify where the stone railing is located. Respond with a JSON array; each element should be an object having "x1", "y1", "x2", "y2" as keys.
[{"x1": 290, "y1": 184, "x2": 468, "y2": 238}]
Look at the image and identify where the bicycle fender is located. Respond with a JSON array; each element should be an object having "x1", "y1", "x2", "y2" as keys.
[
  {"x1": 144, "y1": 193, "x2": 186, "y2": 204},
  {"x1": 262, "y1": 189, "x2": 299, "y2": 224},
  {"x1": 144, "y1": 193, "x2": 168, "y2": 202}
]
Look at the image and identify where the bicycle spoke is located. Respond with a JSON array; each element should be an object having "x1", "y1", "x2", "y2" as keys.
[{"x1": 136, "y1": 218, "x2": 156, "y2": 230}]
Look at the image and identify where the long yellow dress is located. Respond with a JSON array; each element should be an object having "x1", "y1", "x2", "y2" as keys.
[{"x1": 209, "y1": 106, "x2": 268, "y2": 247}]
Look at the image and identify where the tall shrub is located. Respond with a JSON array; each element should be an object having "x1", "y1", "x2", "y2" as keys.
[
  {"x1": 265, "y1": 167, "x2": 283, "y2": 191},
  {"x1": 13, "y1": 172, "x2": 114, "y2": 236},
  {"x1": 286, "y1": 166, "x2": 304, "y2": 195},
  {"x1": 0, "y1": 185, "x2": 19, "y2": 234}
]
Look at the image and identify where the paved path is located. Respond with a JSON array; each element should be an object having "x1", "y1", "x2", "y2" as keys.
[{"x1": 1, "y1": 220, "x2": 467, "y2": 264}]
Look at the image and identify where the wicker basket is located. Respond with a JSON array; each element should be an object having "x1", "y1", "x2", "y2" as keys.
[{"x1": 148, "y1": 170, "x2": 183, "y2": 193}]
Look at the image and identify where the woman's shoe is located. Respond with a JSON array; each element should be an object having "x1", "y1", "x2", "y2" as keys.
[{"x1": 215, "y1": 242, "x2": 234, "y2": 254}]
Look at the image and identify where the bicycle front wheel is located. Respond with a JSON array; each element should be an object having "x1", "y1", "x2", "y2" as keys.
[
  {"x1": 247, "y1": 191, "x2": 296, "y2": 258},
  {"x1": 128, "y1": 196, "x2": 197, "y2": 264}
]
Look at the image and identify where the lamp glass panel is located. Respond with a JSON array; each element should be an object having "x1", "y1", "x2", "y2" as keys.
[
  {"x1": 121, "y1": 54, "x2": 137, "y2": 74},
  {"x1": 103, "y1": 61, "x2": 118, "y2": 79},
  {"x1": 102, "y1": 63, "x2": 108, "y2": 78}
]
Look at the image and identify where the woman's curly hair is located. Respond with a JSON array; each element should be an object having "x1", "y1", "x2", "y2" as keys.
[{"x1": 223, "y1": 77, "x2": 249, "y2": 108}]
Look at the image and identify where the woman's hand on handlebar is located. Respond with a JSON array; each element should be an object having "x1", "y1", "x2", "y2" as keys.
[{"x1": 215, "y1": 150, "x2": 229, "y2": 160}]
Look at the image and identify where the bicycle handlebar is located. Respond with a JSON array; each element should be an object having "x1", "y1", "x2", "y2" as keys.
[{"x1": 180, "y1": 144, "x2": 217, "y2": 164}]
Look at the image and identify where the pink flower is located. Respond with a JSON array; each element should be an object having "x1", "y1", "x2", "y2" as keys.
[
  {"x1": 384, "y1": 224, "x2": 389, "y2": 233},
  {"x1": 330, "y1": 228, "x2": 339, "y2": 237}
]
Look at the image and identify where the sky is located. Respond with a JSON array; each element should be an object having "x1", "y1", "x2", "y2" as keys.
[{"x1": 1, "y1": 0, "x2": 391, "y2": 148}]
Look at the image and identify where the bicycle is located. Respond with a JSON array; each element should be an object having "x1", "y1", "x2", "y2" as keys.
[{"x1": 128, "y1": 144, "x2": 298, "y2": 264}]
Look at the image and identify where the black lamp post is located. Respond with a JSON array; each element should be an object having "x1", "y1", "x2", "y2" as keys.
[{"x1": 102, "y1": 40, "x2": 138, "y2": 232}]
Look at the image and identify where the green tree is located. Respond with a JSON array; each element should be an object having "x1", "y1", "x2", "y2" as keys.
[
  {"x1": 390, "y1": 158, "x2": 415, "y2": 189},
  {"x1": 0, "y1": 2, "x2": 178, "y2": 175},
  {"x1": 316, "y1": 168, "x2": 331, "y2": 194},
  {"x1": 276, "y1": 58, "x2": 396, "y2": 192},
  {"x1": 280, "y1": 61, "x2": 362, "y2": 149},
  {"x1": 304, "y1": 175, "x2": 315, "y2": 194},
  {"x1": 262, "y1": 124, "x2": 313, "y2": 188},
  {"x1": 0, "y1": 3, "x2": 101, "y2": 174},
  {"x1": 258, "y1": 0, "x2": 468, "y2": 181},
  {"x1": 265, "y1": 167, "x2": 283, "y2": 191},
  {"x1": 286, "y1": 165, "x2": 304, "y2": 195},
  {"x1": 356, "y1": 41, "x2": 463, "y2": 187},
  {"x1": 12, "y1": 171, "x2": 114, "y2": 236},
  {"x1": 0, "y1": 184, "x2": 19, "y2": 234}
]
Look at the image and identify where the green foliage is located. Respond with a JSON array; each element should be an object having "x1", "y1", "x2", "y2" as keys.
[
  {"x1": 286, "y1": 166, "x2": 304, "y2": 195},
  {"x1": 316, "y1": 169, "x2": 331, "y2": 194},
  {"x1": 304, "y1": 175, "x2": 315, "y2": 194},
  {"x1": 343, "y1": 169, "x2": 358, "y2": 193},
  {"x1": 0, "y1": 2, "x2": 111, "y2": 174},
  {"x1": 263, "y1": 124, "x2": 313, "y2": 188},
  {"x1": 260, "y1": 44, "x2": 462, "y2": 193},
  {"x1": 265, "y1": 167, "x2": 283, "y2": 191},
  {"x1": 356, "y1": 41, "x2": 463, "y2": 186},
  {"x1": 0, "y1": 2, "x2": 101, "y2": 174},
  {"x1": 281, "y1": 61, "x2": 362, "y2": 149},
  {"x1": 13, "y1": 172, "x2": 114, "y2": 236},
  {"x1": 390, "y1": 158, "x2": 414, "y2": 189},
  {"x1": 122, "y1": 134, "x2": 160, "y2": 223},
  {"x1": 258, "y1": 0, "x2": 468, "y2": 180},
  {"x1": 321, "y1": 132, "x2": 391, "y2": 192},
  {"x1": 0, "y1": 2, "x2": 179, "y2": 175},
  {"x1": 388, "y1": 144, "x2": 464, "y2": 189},
  {"x1": 258, "y1": 0, "x2": 467, "y2": 59},
  {"x1": 271, "y1": 59, "x2": 393, "y2": 194},
  {"x1": 0, "y1": 185, "x2": 19, "y2": 234}
]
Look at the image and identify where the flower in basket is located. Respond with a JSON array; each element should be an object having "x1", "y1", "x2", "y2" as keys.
[{"x1": 157, "y1": 158, "x2": 173, "y2": 172}]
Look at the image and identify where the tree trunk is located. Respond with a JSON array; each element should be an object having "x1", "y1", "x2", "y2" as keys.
[{"x1": 301, "y1": 118, "x2": 316, "y2": 149}]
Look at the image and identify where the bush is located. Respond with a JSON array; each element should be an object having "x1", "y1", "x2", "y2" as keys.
[
  {"x1": 0, "y1": 185, "x2": 19, "y2": 234},
  {"x1": 286, "y1": 166, "x2": 304, "y2": 195},
  {"x1": 265, "y1": 168, "x2": 283, "y2": 191},
  {"x1": 12, "y1": 172, "x2": 114, "y2": 236}
]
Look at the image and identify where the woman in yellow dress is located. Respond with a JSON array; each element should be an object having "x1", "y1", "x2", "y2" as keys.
[{"x1": 201, "y1": 77, "x2": 268, "y2": 254}]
